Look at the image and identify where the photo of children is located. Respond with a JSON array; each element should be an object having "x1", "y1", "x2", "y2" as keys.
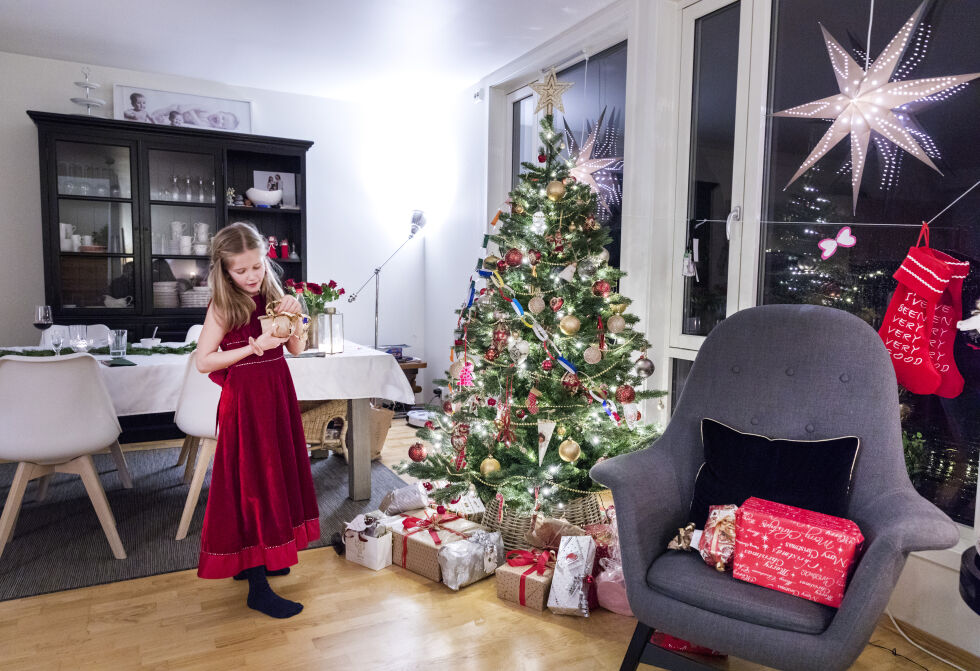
[{"x1": 114, "y1": 85, "x2": 251, "y2": 133}]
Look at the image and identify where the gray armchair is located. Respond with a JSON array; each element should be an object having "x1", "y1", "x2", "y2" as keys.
[{"x1": 591, "y1": 304, "x2": 960, "y2": 671}]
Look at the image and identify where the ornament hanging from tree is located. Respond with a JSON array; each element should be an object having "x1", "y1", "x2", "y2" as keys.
[{"x1": 774, "y1": 1, "x2": 980, "y2": 212}]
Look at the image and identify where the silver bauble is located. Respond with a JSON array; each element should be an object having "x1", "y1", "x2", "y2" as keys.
[
  {"x1": 635, "y1": 357, "x2": 655, "y2": 378},
  {"x1": 528, "y1": 294, "x2": 546, "y2": 314},
  {"x1": 576, "y1": 258, "x2": 597, "y2": 279},
  {"x1": 607, "y1": 314, "x2": 626, "y2": 334}
]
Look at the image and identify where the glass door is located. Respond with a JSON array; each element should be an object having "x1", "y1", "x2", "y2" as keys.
[
  {"x1": 670, "y1": 0, "x2": 755, "y2": 349},
  {"x1": 144, "y1": 148, "x2": 218, "y2": 312},
  {"x1": 53, "y1": 140, "x2": 138, "y2": 313}
]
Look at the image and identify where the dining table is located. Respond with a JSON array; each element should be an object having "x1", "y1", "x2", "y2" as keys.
[{"x1": 2, "y1": 341, "x2": 415, "y2": 500}]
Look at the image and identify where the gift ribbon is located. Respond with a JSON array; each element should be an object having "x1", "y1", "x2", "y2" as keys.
[
  {"x1": 400, "y1": 512, "x2": 467, "y2": 568},
  {"x1": 506, "y1": 549, "x2": 552, "y2": 606}
]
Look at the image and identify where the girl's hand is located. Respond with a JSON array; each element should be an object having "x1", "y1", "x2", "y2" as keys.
[
  {"x1": 253, "y1": 331, "x2": 289, "y2": 353},
  {"x1": 276, "y1": 295, "x2": 303, "y2": 314},
  {"x1": 247, "y1": 337, "x2": 264, "y2": 357}
]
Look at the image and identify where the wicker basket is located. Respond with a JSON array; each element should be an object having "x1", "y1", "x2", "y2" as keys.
[
  {"x1": 300, "y1": 400, "x2": 348, "y2": 454},
  {"x1": 481, "y1": 492, "x2": 605, "y2": 551}
]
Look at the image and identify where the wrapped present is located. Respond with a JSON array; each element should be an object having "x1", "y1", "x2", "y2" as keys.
[
  {"x1": 596, "y1": 558, "x2": 632, "y2": 616},
  {"x1": 547, "y1": 535, "x2": 597, "y2": 617},
  {"x1": 699, "y1": 504, "x2": 738, "y2": 571},
  {"x1": 497, "y1": 549, "x2": 554, "y2": 610},
  {"x1": 734, "y1": 497, "x2": 864, "y2": 607},
  {"x1": 391, "y1": 511, "x2": 485, "y2": 582},
  {"x1": 651, "y1": 632, "x2": 725, "y2": 657},
  {"x1": 445, "y1": 489, "x2": 486, "y2": 521},
  {"x1": 438, "y1": 530, "x2": 504, "y2": 590},
  {"x1": 380, "y1": 482, "x2": 430, "y2": 515},
  {"x1": 525, "y1": 516, "x2": 587, "y2": 551}
]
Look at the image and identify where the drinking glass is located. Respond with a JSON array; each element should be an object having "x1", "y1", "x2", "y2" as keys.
[
  {"x1": 109, "y1": 329, "x2": 128, "y2": 358},
  {"x1": 50, "y1": 330, "x2": 65, "y2": 356},
  {"x1": 33, "y1": 305, "x2": 53, "y2": 331},
  {"x1": 69, "y1": 324, "x2": 91, "y2": 352},
  {"x1": 78, "y1": 165, "x2": 91, "y2": 196},
  {"x1": 197, "y1": 176, "x2": 205, "y2": 202},
  {"x1": 171, "y1": 174, "x2": 180, "y2": 201},
  {"x1": 185, "y1": 176, "x2": 192, "y2": 202}
]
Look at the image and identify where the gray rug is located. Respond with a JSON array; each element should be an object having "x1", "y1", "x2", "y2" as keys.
[{"x1": 0, "y1": 447, "x2": 406, "y2": 601}]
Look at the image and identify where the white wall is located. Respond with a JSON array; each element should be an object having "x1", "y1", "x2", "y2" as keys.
[{"x1": 0, "y1": 50, "x2": 429, "y2": 360}]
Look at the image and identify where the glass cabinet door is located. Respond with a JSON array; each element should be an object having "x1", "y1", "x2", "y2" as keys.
[
  {"x1": 670, "y1": 0, "x2": 754, "y2": 348},
  {"x1": 146, "y1": 149, "x2": 216, "y2": 310},
  {"x1": 53, "y1": 140, "x2": 136, "y2": 311}
]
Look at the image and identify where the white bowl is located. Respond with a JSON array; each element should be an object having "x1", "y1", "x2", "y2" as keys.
[
  {"x1": 140, "y1": 337, "x2": 162, "y2": 347},
  {"x1": 245, "y1": 188, "x2": 283, "y2": 207}
]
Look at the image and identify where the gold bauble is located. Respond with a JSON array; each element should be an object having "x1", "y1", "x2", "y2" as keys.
[
  {"x1": 528, "y1": 294, "x2": 546, "y2": 315},
  {"x1": 558, "y1": 439, "x2": 581, "y2": 462},
  {"x1": 559, "y1": 314, "x2": 581, "y2": 335},
  {"x1": 607, "y1": 314, "x2": 626, "y2": 334},
  {"x1": 546, "y1": 180, "x2": 566, "y2": 201},
  {"x1": 512, "y1": 203, "x2": 525, "y2": 215},
  {"x1": 583, "y1": 345, "x2": 602, "y2": 365},
  {"x1": 556, "y1": 425, "x2": 567, "y2": 437},
  {"x1": 480, "y1": 456, "x2": 501, "y2": 475},
  {"x1": 609, "y1": 303, "x2": 627, "y2": 315},
  {"x1": 483, "y1": 255, "x2": 500, "y2": 270}
]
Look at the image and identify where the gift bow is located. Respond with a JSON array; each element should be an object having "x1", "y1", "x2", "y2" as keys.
[
  {"x1": 400, "y1": 512, "x2": 466, "y2": 569},
  {"x1": 506, "y1": 549, "x2": 552, "y2": 607}
]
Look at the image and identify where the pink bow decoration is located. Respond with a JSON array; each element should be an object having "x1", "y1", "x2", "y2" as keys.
[{"x1": 817, "y1": 226, "x2": 857, "y2": 260}]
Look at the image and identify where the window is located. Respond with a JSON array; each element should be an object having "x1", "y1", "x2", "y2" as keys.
[
  {"x1": 760, "y1": 0, "x2": 980, "y2": 525},
  {"x1": 511, "y1": 41, "x2": 628, "y2": 267}
]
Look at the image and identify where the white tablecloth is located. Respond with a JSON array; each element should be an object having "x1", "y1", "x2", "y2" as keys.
[{"x1": 7, "y1": 341, "x2": 415, "y2": 416}]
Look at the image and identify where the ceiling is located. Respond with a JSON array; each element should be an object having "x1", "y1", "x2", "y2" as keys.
[{"x1": 0, "y1": 0, "x2": 618, "y2": 101}]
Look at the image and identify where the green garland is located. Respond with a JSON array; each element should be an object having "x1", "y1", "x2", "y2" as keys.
[{"x1": 0, "y1": 342, "x2": 198, "y2": 358}]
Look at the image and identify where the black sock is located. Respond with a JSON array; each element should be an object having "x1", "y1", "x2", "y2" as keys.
[
  {"x1": 244, "y1": 566, "x2": 303, "y2": 619},
  {"x1": 234, "y1": 565, "x2": 291, "y2": 580}
]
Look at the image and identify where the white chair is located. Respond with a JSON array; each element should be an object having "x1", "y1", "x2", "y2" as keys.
[
  {"x1": 37, "y1": 324, "x2": 69, "y2": 349},
  {"x1": 0, "y1": 353, "x2": 130, "y2": 559},
  {"x1": 183, "y1": 324, "x2": 204, "y2": 344},
  {"x1": 173, "y1": 351, "x2": 220, "y2": 540}
]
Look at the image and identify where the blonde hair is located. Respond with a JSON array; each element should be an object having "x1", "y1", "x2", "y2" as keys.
[{"x1": 208, "y1": 222, "x2": 284, "y2": 328}]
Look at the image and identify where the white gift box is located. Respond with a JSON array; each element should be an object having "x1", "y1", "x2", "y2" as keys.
[
  {"x1": 547, "y1": 535, "x2": 597, "y2": 617},
  {"x1": 344, "y1": 529, "x2": 392, "y2": 571}
]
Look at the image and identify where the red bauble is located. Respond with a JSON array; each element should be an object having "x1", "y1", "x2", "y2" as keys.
[
  {"x1": 436, "y1": 505, "x2": 447, "y2": 515},
  {"x1": 636, "y1": 411, "x2": 642, "y2": 421},
  {"x1": 549, "y1": 297, "x2": 564, "y2": 312},
  {"x1": 496, "y1": 259, "x2": 508, "y2": 272},
  {"x1": 537, "y1": 153, "x2": 547, "y2": 163},
  {"x1": 563, "y1": 176, "x2": 577, "y2": 184},
  {"x1": 616, "y1": 385, "x2": 636, "y2": 404},
  {"x1": 505, "y1": 248, "x2": 523, "y2": 267},
  {"x1": 443, "y1": 400, "x2": 454, "y2": 414},
  {"x1": 422, "y1": 481, "x2": 434, "y2": 491},
  {"x1": 592, "y1": 280, "x2": 612, "y2": 298},
  {"x1": 424, "y1": 420, "x2": 435, "y2": 430},
  {"x1": 542, "y1": 359, "x2": 554, "y2": 372},
  {"x1": 408, "y1": 442, "x2": 427, "y2": 462},
  {"x1": 487, "y1": 397, "x2": 497, "y2": 407},
  {"x1": 484, "y1": 347, "x2": 498, "y2": 362},
  {"x1": 516, "y1": 409, "x2": 526, "y2": 419},
  {"x1": 528, "y1": 248, "x2": 542, "y2": 265}
]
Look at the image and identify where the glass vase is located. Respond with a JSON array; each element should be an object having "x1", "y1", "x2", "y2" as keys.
[{"x1": 318, "y1": 307, "x2": 344, "y2": 354}]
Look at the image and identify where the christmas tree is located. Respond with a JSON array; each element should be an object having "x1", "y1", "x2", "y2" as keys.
[{"x1": 399, "y1": 71, "x2": 664, "y2": 515}]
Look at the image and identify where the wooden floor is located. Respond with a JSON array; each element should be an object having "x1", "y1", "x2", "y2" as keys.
[{"x1": 0, "y1": 423, "x2": 966, "y2": 671}]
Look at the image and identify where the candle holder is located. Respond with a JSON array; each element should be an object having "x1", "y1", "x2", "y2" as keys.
[{"x1": 318, "y1": 307, "x2": 344, "y2": 354}]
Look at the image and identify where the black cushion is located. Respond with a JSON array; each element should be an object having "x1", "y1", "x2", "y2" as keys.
[{"x1": 689, "y1": 418, "x2": 860, "y2": 527}]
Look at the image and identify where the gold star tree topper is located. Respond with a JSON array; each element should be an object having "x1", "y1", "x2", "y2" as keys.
[
  {"x1": 530, "y1": 67, "x2": 573, "y2": 115},
  {"x1": 774, "y1": 0, "x2": 980, "y2": 212}
]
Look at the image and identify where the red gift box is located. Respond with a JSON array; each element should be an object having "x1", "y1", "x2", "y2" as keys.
[{"x1": 733, "y1": 497, "x2": 864, "y2": 608}]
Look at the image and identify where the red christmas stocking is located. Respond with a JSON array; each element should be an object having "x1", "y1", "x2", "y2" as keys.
[
  {"x1": 925, "y1": 249, "x2": 969, "y2": 398},
  {"x1": 878, "y1": 246, "x2": 952, "y2": 395}
]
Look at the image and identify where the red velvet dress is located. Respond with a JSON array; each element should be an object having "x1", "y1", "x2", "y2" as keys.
[{"x1": 197, "y1": 295, "x2": 320, "y2": 579}]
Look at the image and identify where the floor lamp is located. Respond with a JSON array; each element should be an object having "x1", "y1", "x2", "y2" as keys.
[{"x1": 347, "y1": 210, "x2": 425, "y2": 349}]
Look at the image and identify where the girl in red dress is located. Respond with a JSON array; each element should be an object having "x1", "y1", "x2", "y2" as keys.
[{"x1": 195, "y1": 222, "x2": 320, "y2": 619}]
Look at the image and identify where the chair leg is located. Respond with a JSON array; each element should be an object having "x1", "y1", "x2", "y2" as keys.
[
  {"x1": 176, "y1": 438, "x2": 216, "y2": 540},
  {"x1": 0, "y1": 462, "x2": 36, "y2": 559},
  {"x1": 182, "y1": 437, "x2": 201, "y2": 484},
  {"x1": 176, "y1": 435, "x2": 193, "y2": 467},
  {"x1": 63, "y1": 455, "x2": 126, "y2": 559},
  {"x1": 35, "y1": 473, "x2": 55, "y2": 502},
  {"x1": 108, "y1": 440, "x2": 134, "y2": 489},
  {"x1": 621, "y1": 621, "x2": 655, "y2": 671}
]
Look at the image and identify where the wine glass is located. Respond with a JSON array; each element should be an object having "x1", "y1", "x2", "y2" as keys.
[
  {"x1": 69, "y1": 324, "x2": 91, "y2": 352},
  {"x1": 50, "y1": 330, "x2": 65, "y2": 356},
  {"x1": 33, "y1": 305, "x2": 53, "y2": 331}
]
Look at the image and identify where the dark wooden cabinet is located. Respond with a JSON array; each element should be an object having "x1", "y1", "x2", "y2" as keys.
[{"x1": 29, "y1": 111, "x2": 313, "y2": 341}]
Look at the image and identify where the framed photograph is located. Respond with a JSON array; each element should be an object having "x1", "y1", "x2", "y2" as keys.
[
  {"x1": 253, "y1": 170, "x2": 297, "y2": 208},
  {"x1": 113, "y1": 85, "x2": 251, "y2": 133}
]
